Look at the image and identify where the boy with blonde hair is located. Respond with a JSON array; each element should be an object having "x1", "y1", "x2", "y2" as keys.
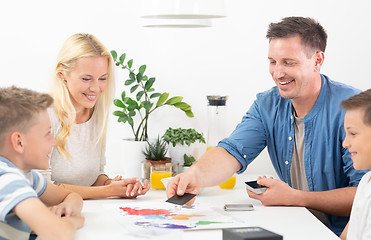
[
  {"x1": 0, "y1": 86, "x2": 84, "y2": 240},
  {"x1": 340, "y1": 89, "x2": 371, "y2": 239}
]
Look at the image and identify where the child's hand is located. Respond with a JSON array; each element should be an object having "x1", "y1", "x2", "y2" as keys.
[
  {"x1": 49, "y1": 192, "x2": 83, "y2": 218},
  {"x1": 64, "y1": 214, "x2": 85, "y2": 229},
  {"x1": 49, "y1": 202, "x2": 79, "y2": 218}
]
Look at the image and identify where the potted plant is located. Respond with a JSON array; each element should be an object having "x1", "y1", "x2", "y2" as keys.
[
  {"x1": 142, "y1": 137, "x2": 172, "y2": 189},
  {"x1": 111, "y1": 51, "x2": 194, "y2": 141},
  {"x1": 110, "y1": 51, "x2": 194, "y2": 177},
  {"x1": 182, "y1": 154, "x2": 196, "y2": 172},
  {"x1": 142, "y1": 136, "x2": 171, "y2": 164},
  {"x1": 162, "y1": 127, "x2": 206, "y2": 166},
  {"x1": 162, "y1": 128, "x2": 206, "y2": 147}
]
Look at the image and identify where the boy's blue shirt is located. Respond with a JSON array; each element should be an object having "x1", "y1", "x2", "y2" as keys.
[
  {"x1": 0, "y1": 155, "x2": 47, "y2": 239},
  {"x1": 218, "y1": 74, "x2": 370, "y2": 235}
]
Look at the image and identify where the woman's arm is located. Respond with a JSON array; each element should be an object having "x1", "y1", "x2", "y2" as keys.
[
  {"x1": 57, "y1": 175, "x2": 150, "y2": 199},
  {"x1": 40, "y1": 182, "x2": 82, "y2": 212},
  {"x1": 92, "y1": 174, "x2": 112, "y2": 186}
]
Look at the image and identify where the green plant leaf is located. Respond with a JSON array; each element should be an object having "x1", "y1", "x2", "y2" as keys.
[
  {"x1": 165, "y1": 96, "x2": 183, "y2": 105},
  {"x1": 127, "y1": 59, "x2": 133, "y2": 68},
  {"x1": 111, "y1": 50, "x2": 117, "y2": 61},
  {"x1": 139, "y1": 65, "x2": 146, "y2": 73},
  {"x1": 125, "y1": 79, "x2": 135, "y2": 86},
  {"x1": 129, "y1": 72, "x2": 136, "y2": 81},
  {"x1": 121, "y1": 91, "x2": 126, "y2": 102},
  {"x1": 127, "y1": 98, "x2": 139, "y2": 110},
  {"x1": 185, "y1": 110, "x2": 194, "y2": 118},
  {"x1": 142, "y1": 100, "x2": 152, "y2": 111},
  {"x1": 118, "y1": 116, "x2": 128, "y2": 123},
  {"x1": 127, "y1": 116, "x2": 134, "y2": 126},
  {"x1": 157, "y1": 92, "x2": 169, "y2": 106},
  {"x1": 150, "y1": 93, "x2": 161, "y2": 98},
  {"x1": 113, "y1": 99, "x2": 125, "y2": 108},
  {"x1": 119, "y1": 53, "x2": 126, "y2": 65},
  {"x1": 145, "y1": 77, "x2": 155, "y2": 90},
  {"x1": 147, "y1": 88, "x2": 155, "y2": 92},
  {"x1": 130, "y1": 84, "x2": 139, "y2": 93},
  {"x1": 136, "y1": 72, "x2": 143, "y2": 82},
  {"x1": 136, "y1": 91, "x2": 144, "y2": 101},
  {"x1": 115, "y1": 62, "x2": 120, "y2": 66},
  {"x1": 173, "y1": 102, "x2": 192, "y2": 111},
  {"x1": 127, "y1": 105, "x2": 136, "y2": 111},
  {"x1": 142, "y1": 76, "x2": 148, "y2": 81},
  {"x1": 113, "y1": 110, "x2": 126, "y2": 117},
  {"x1": 129, "y1": 110, "x2": 136, "y2": 117}
]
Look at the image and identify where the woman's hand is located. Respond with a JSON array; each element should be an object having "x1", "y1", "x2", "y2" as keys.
[{"x1": 108, "y1": 177, "x2": 150, "y2": 198}]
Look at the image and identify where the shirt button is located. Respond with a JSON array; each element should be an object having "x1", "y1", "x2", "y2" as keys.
[
  {"x1": 243, "y1": 155, "x2": 246, "y2": 159},
  {"x1": 285, "y1": 161, "x2": 289, "y2": 165},
  {"x1": 288, "y1": 136, "x2": 292, "y2": 140},
  {"x1": 290, "y1": 116, "x2": 293, "y2": 120}
]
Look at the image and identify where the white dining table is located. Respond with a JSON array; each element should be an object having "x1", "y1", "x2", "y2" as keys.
[{"x1": 75, "y1": 174, "x2": 339, "y2": 240}]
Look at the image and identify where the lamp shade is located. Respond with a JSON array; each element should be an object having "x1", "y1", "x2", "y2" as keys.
[
  {"x1": 142, "y1": 18, "x2": 212, "y2": 28},
  {"x1": 140, "y1": 0, "x2": 226, "y2": 19}
]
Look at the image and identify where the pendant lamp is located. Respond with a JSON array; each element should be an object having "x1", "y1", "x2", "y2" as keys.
[{"x1": 140, "y1": 0, "x2": 226, "y2": 28}]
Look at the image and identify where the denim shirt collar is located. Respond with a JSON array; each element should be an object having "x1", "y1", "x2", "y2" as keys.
[{"x1": 303, "y1": 74, "x2": 327, "y2": 122}]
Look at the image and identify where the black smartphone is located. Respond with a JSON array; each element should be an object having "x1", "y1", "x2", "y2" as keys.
[{"x1": 245, "y1": 180, "x2": 267, "y2": 194}]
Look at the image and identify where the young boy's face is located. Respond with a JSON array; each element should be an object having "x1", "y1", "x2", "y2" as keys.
[
  {"x1": 22, "y1": 110, "x2": 55, "y2": 172},
  {"x1": 343, "y1": 108, "x2": 371, "y2": 170}
]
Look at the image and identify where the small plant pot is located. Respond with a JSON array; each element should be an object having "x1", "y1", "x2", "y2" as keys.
[
  {"x1": 182, "y1": 166, "x2": 191, "y2": 172},
  {"x1": 145, "y1": 157, "x2": 172, "y2": 165}
]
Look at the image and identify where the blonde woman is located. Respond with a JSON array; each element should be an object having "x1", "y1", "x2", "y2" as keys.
[{"x1": 43, "y1": 33, "x2": 150, "y2": 199}]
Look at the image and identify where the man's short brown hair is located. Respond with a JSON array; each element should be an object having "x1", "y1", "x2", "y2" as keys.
[
  {"x1": 266, "y1": 16, "x2": 327, "y2": 57},
  {"x1": 0, "y1": 86, "x2": 53, "y2": 146}
]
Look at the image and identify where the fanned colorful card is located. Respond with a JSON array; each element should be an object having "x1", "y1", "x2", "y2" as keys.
[{"x1": 104, "y1": 201, "x2": 247, "y2": 233}]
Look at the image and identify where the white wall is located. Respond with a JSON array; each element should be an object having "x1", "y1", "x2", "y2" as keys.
[{"x1": 1, "y1": 0, "x2": 370, "y2": 177}]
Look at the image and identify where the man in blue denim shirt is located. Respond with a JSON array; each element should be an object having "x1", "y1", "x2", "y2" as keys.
[{"x1": 167, "y1": 17, "x2": 368, "y2": 236}]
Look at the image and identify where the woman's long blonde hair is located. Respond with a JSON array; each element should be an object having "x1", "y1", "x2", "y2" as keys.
[{"x1": 50, "y1": 33, "x2": 115, "y2": 159}]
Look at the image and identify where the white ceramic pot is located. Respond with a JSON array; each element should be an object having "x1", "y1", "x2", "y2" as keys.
[
  {"x1": 168, "y1": 144, "x2": 197, "y2": 166},
  {"x1": 115, "y1": 138, "x2": 147, "y2": 178},
  {"x1": 182, "y1": 166, "x2": 191, "y2": 172}
]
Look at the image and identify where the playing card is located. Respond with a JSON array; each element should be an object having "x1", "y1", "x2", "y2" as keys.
[{"x1": 165, "y1": 193, "x2": 197, "y2": 205}]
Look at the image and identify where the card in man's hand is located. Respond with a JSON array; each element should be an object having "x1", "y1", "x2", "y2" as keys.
[{"x1": 166, "y1": 193, "x2": 197, "y2": 205}]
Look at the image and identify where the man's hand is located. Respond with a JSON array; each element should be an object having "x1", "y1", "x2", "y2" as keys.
[
  {"x1": 166, "y1": 169, "x2": 200, "y2": 206},
  {"x1": 246, "y1": 176, "x2": 300, "y2": 206}
]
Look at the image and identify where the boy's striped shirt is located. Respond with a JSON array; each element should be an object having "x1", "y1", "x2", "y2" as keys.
[{"x1": 0, "y1": 156, "x2": 46, "y2": 240}]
